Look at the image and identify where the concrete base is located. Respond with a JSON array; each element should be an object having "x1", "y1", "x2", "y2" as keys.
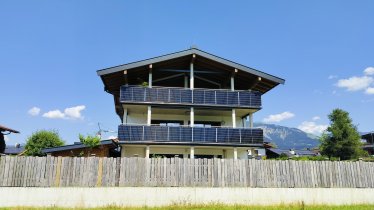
[{"x1": 0, "y1": 187, "x2": 374, "y2": 207}]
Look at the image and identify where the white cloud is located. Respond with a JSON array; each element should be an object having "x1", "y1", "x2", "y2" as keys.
[
  {"x1": 28, "y1": 107, "x2": 41, "y2": 116},
  {"x1": 365, "y1": 87, "x2": 374, "y2": 95},
  {"x1": 263, "y1": 111, "x2": 295, "y2": 123},
  {"x1": 364, "y1": 67, "x2": 374, "y2": 76},
  {"x1": 312, "y1": 116, "x2": 320, "y2": 121},
  {"x1": 42, "y1": 110, "x2": 66, "y2": 119},
  {"x1": 64, "y1": 105, "x2": 85, "y2": 119},
  {"x1": 328, "y1": 75, "x2": 338, "y2": 79},
  {"x1": 298, "y1": 121, "x2": 328, "y2": 135},
  {"x1": 42, "y1": 105, "x2": 86, "y2": 120},
  {"x1": 336, "y1": 76, "x2": 373, "y2": 91}
]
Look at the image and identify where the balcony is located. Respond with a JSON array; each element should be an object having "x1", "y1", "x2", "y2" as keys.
[
  {"x1": 118, "y1": 125, "x2": 263, "y2": 146},
  {"x1": 120, "y1": 86, "x2": 261, "y2": 108}
]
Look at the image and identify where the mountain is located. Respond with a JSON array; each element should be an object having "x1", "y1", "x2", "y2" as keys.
[{"x1": 255, "y1": 123, "x2": 320, "y2": 150}]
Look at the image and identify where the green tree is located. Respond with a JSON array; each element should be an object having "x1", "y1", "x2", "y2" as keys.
[
  {"x1": 78, "y1": 134, "x2": 100, "y2": 156},
  {"x1": 25, "y1": 130, "x2": 64, "y2": 156},
  {"x1": 320, "y1": 109, "x2": 364, "y2": 160}
]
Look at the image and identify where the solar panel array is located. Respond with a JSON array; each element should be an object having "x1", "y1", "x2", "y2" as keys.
[
  {"x1": 118, "y1": 125, "x2": 263, "y2": 145},
  {"x1": 120, "y1": 86, "x2": 261, "y2": 108}
]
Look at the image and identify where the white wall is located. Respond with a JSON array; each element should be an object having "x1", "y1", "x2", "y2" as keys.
[
  {"x1": 121, "y1": 145, "x2": 252, "y2": 159},
  {"x1": 122, "y1": 146, "x2": 145, "y2": 158},
  {"x1": 1, "y1": 187, "x2": 374, "y2": 207},
  {"x1": 127, "y1": 113, "x2": 244, "y2": 128}
]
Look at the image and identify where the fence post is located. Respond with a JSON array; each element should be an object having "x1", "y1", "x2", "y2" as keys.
[{"x1": 96, "y1": 158, "x2": 103, "y2": 187}]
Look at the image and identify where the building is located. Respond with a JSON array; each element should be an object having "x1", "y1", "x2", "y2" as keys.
[
  {"x1": 266, "y1": 148, "x2": 318, "y2": 159},
  {"x1": 3, "y1": 144, "x2": 25, "y2": 156},
  {"x1": 97, "y1": 47, "x2": 285, "y2": 159},
  {"x1": 361, "y1": 132, "x2": 374, "y2": 155},
  {"x1": 42, "y1": 140, "x2": 119, "y2": 157},
  {"x1": 0, "y1": 124, "x2": 20, "y2": 155}
]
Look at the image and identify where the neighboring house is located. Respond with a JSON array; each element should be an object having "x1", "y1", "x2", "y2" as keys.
[
  {"x1": 266, "y1": 148, "x2": 318, "y2": 159},
  {"x1": 97, "y1": 47, "x2": 285, "y2": 159},
  {"x1": 361, "y1": 132, "x2": 374, "y2": 155},
  {"x1": 0, "y1": 124, "x2": 20, "y2": 154},
  {"x1": 42, "y1": 140, "x2": 119, "y2": 157},
  {"x1": 3, "y1": 144, "x2": 25, "y2": 155}
]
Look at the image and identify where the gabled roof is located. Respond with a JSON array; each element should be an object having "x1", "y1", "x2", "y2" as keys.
[
  {"x1": 42, "y1": 139, "x2": 118, "y2": 153},
  {"x1": 97, "y1": 47, "x2": 285, "y2": 85}
]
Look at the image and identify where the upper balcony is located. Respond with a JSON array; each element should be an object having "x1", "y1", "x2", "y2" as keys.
[
  {"x1": 118, "y1": 124, "x2": 263, "y2": 146},
  {"x1": 120, "y1": 86, "x2": 262, "y2": 109}
]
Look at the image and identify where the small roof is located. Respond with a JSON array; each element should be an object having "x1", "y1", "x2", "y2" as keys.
[
  {"x1": 0, "y1": 124, "x2": 20, "y2": 133},
  {"x1": 42, "y1": 139, "x2": 118, "y2": 153},
  {"x1": 361, "y1": 132, "x2": 374, "y2": 138},
  {"x1": 4, "y1": 145, "x2": 25, "y2": 155},
  {"x1": 267, "y1": 148, "x2": 317, "y2": 157},
  {"x1": 97, "y1": 47, "x2": 285, "y2": 85}
]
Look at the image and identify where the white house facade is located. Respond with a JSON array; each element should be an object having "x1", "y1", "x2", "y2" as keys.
[{"x1": 97, "y1": 47, "x2": 285, "y2": 159}]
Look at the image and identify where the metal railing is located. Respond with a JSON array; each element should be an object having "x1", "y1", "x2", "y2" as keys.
[
  {"x1": 120, "y1": 86, "x2": 261, "y2": 108},
  {"x1": 118, "y1": 124, "x2": 263, "y2": 145}
]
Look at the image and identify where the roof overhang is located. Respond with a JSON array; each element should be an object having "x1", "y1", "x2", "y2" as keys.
[
  {"x1": 97, "y1": 48, "x2": 285, "y2": 85},
  {"x1": 0, "y1": 125, "x2": 20, "y2": 134},
  {"x1": 96, "y1": 48, "x2": 285, "y2": 121}
]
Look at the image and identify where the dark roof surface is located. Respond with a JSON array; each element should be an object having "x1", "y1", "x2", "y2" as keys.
[
  {"x1": 42, "y1": 140, "x2": 118, "y2": 153},
  {"x1": 97, "y1": 47, "x2": 285, "y2": 84},
  {"x1": 267, "y1": 148, "x2": 317, "y2": 157},
  {"x1": 362, "y1": 132, "x2": 374, "y2": 138},
  {"x1": 0, "y1": 125, "x2": 20, "y2": 133},
  {"x1": 3, "y1": 145, "x2": 25, "y2": 155}
]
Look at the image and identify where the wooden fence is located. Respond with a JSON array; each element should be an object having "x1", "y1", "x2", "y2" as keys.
[{"x1": 0, "y1": 156, "x2": 374, "y2": 188}]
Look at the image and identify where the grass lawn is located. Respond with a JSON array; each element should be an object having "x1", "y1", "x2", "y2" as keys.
[{"x1": 1, "y1": 204, "x2": 374, "y2": 210}]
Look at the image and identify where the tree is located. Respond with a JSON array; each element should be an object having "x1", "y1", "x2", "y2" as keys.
[
  {"x1": 78, "y1": 134, "x2": 100, "y2": 156},
  {"x1": 0, "y1": 133, "x2": 5, "y2": 154},
  {"x1": 320, "y1": 109, "x2": 364, "y2": 160},
  {"x1": 25, "y1": 130, "x2": 64, "y2": 156}
]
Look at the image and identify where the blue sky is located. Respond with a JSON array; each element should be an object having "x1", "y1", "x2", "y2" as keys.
[{"x1": 1, "y1": 1, "x2": 373, "y2": 144}]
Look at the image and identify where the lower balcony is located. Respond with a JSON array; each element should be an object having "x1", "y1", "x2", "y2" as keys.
[{"x1": 118, "y1": 125, "x2": 263, "y2": 146}]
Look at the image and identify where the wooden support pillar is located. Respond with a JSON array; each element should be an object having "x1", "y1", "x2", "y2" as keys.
[
  {"x1": 123, "y1": 108, "x2": 128, "y2": 124},
  {"x1": 123, "y1": 70, "x2": 128, "y2": 86},
  {"x1": 145, "y1": 145, "x2": 150, "y2": 159},
  {"x1": 190, "y1": 54, "x2": 195, "y2": 90},
  {"x1": 147, "y1": 106, "x2": 152, "y2": 126},
  {"x1": 249, "y1": 113, "x2": 253, "y2": 128},
  {"x1": 234, "y1": 147, "x2": 238, "y2": 160},
  {"x1": 149, "y1": 64, "x2": 153, "y2": 88},
  {"x1": 231, "y1": 69, "x2": 237, "y2": 128},
  {"x1": 190, "y1": 107, "x2": 194, "y2": 127},
  {"x1": 184, "y1": 74, "x2": 188, "y2": 88},
  {"x1": 190, "y1": 147, "x2": 195, "y2": 159},
  {"x1": 232, "y1": 109, "x2": 236, "y2": 128}
]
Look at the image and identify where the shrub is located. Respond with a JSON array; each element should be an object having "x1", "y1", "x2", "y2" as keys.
[{"x1": 25, "y1": 130, "x2": 64, "y2": 156}]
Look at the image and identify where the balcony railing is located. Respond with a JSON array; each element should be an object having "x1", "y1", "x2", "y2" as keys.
[
  {"x1": 120, "y1": 86, "x2": 261, "y2": 108},
  {"x1": 118, "y1": 125, "x2": 263, "y2": 145}
]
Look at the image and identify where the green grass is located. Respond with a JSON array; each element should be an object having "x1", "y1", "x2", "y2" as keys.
[{"x1": 1, "y1": 204, "x2": 374, "y2": 210}]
